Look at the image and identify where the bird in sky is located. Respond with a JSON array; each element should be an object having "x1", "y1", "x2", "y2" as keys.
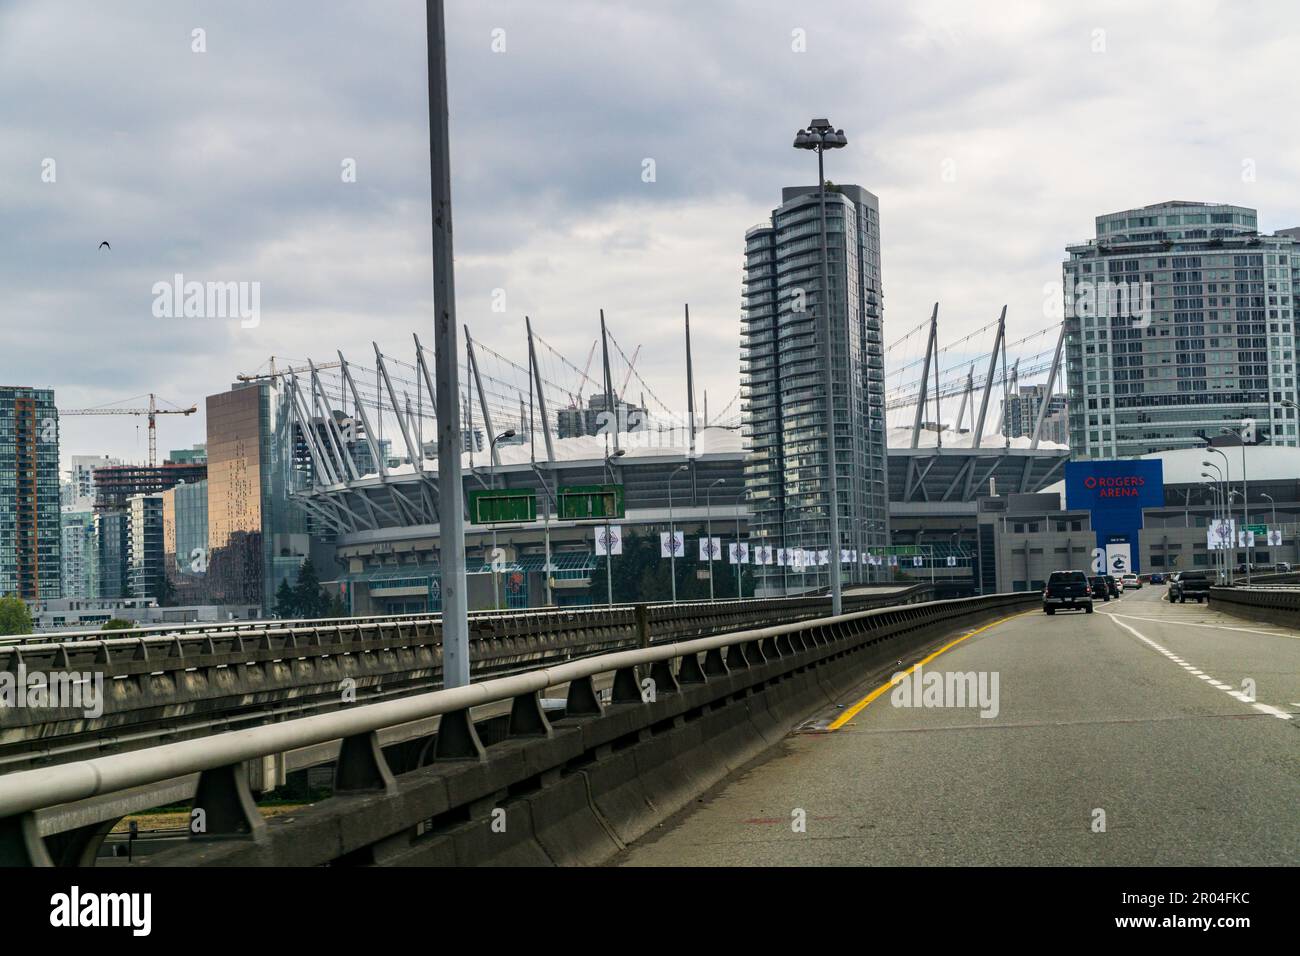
[{"x1": 98, "y1": 241, "x2": 110, "y2": 250}]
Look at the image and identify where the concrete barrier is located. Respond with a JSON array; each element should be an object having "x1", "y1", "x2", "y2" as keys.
[{"x1": 67, "y1": 593, "x2": 1034, "y2": 868}]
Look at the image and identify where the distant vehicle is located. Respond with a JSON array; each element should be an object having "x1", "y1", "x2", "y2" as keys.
[
  {"x1": 1169, "y1": 570, "x2": 1211, "y2": 603},
  {"x1": 1122, "y1": 573, "x2": 1141, "y2": 590},
  {"x1": 1089, "y1": 574, "x2": 1112, "y2": 601},
  {"x1": 1104, "y1": 576, "x2": 1121, "y2": 599},
  {"x1": 1043, "y1": 570, "x2": 1094, "y2": 615},
  {"x1": 1277, "y1": 561, "x2": 1292, "y2": 572},
  {"x1": 1149, "y1": 572, "x2": 1165, "y2": 584}
]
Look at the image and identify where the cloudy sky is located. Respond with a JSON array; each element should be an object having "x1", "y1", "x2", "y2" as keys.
[{"x1": 4, "y1": 0, "x2": 1299, "y2": 471}]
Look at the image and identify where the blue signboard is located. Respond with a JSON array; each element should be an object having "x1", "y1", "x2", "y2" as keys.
[{"x1": 1064, "y1": 460, "x2": 1164, "y2": 573}]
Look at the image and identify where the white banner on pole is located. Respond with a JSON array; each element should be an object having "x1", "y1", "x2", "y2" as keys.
[
  {"x1": 1206, "y1": 519, "x2": 1235, "y2": 551},
  {"x1": 912, "y1": 555, "x2": 923, "y2": 567},
  {"x1": 840, "y1": 549, "x2": 852, "y2": 565},
  {"x1": 1267, "y1": 528, "x2": 1283, "y2": 547},
  {"x1": 699, "y1": 537, "x2": 721, "y2": 561},
  {"x1": 818, "y1": 549, "x2": 829, "y2": 566},
  {"x1": 776, "y1": 548, "x2": 787, "y2": 567},
  {"x1": 1237, "y1": 530, "x2": 1255, "y2": 548},
  {"x1": 659, "y1": 531, "x2": 684, "y2": 558},
  {"x1": 946, "y1": 556, "x2": 957, "y2": 567},
  {"x1": 754, "y1": 545, "x2": 773, "y2": 565},
  {"x1": 595, "y1": 525, "x2": 623, "y2": 556},
  {"x1": 729, "y1": 542, "x2": 749, "y2": 564}
]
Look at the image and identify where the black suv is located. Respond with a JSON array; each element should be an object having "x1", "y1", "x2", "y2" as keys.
[
  {"x1": 1043, "y1": 570, "x2": 1094, "y2": 614},
  {"x1": 1169, "y1": 570, "x2": 1211, "y2": 604},
  {"x1": 1089, "y1": 574, "x2": 1112, "y2": 601}
]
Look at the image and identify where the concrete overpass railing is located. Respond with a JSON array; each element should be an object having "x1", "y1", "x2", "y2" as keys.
[
  {"x1": 1208, "y1": 585, "x2": 1300, "y2": 628},
  {"x1": 0, "y1": 589, "x2": 1033, "y2": 867}
]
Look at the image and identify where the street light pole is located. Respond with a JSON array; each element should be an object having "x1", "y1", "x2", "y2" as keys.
[
  {"x1": 485, "y1": 429, "x2": 515, "y2": 610},
  {"x1": 1221, "y1": 428, "x2": 1251, "y2": 583},
  {"x1": 793, "y1": 118, "x2": 847, "y2": 617},
  {"x1": 1205, "y1": 448, "x2": 1232, "y2": 583},
  {"x1": 668, "y1": 464, "x2": 688, "y2": 602},
  {"x1": 426, "y1": 0, "x2": 469, "y2": 687},
  {"x1": 1202, "y1": 467, "x2": 1226, "y2": 581},
  {"x1": 603, "y1": 449, "x2": 625, "y2": 607},
  {"x1": 706, "y1": 478, "x2": 725, "y2": 600},
  {"x1": 734, "y1": 490, "x2": 745, "y2": 598}
]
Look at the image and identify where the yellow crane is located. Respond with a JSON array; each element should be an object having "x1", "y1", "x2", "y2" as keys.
[{"x1": 60, "y1": 394, "x2": 197, "y2": 467}]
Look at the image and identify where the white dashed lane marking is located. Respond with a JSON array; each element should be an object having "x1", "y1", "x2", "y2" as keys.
[{"x1": 1107, "y1": 615, "x2": 1294, "y2": 720}]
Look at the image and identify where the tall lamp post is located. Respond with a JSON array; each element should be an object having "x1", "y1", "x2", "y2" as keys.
[
  {"x1": 1221, "y1": 426, "x2": 1253, "y2": 582},
  {"x1": 706, "y1": 478, "x2": 725, "y2": 600},
  {"x1": 668, "y1": 464, "x2": 689, "y2": 602},
  {"x1": 530, "y1": 462, "x2": 555, "y2": 607},
  {"x1": 793, "y1": 117, "x2": 848, "y2": 617},
  {"x1": 1202, "y1": 466, "x2": 1228, "y2": 582},
  {"x1": 1204, "y1": 447, "x2": 1233, "y2": 580},
  {"x1": 1261, "y1": 492, "x2": 1276, "y2": 534},
  {"x1": 471, "y1": 428, "x2": 516, "y2": 610},
  {"x1": 603, "y1": 449, "x2": 625, "y2": 606},
  {"x1": 734, "y1": 489, "x2": 746, "y2": 598}
]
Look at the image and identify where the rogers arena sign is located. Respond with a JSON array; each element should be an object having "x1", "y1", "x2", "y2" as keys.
[
  {"x1": 1081, "y1": 474, "x2": 1148, "y2": 497},
  {"x1": 1064, "y1": 460, "x2": 1165, "y2": 574}
]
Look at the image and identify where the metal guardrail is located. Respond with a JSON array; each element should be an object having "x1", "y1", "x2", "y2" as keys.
[
  {"x1": 1208, "y1": 585, "x2": 1300, "y2": 628},
  {"x1": 0, "y1": 590, "x2": 1030, "y2": 865},
  {"x1": 2, "y1": 585, "x2": 922, "y2": 647},
  {"x1": 0, "y1": 587, "x2": 932, "y2": 768}
]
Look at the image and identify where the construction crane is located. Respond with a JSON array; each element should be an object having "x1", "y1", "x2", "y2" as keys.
[
  {"x1": 576, "y1": 341, "x2": 598, "y2": 404},
  {"x1": 60, "y1": 394, "x2": 197, "y2": 467},
  {"x1": 619, "y1": 344, "x2": 642, "y2": 399},
  {"x1": 237, "y1": 356, "x2": 342, "y2": 381}
]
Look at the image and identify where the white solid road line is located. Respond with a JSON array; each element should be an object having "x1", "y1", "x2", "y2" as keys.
[
  {"x1": 1107, "y1": 615, "x2": 1294, "y2": 720},
  {"x1": 1106, "y1": 611, "x2": 1299, "y2": 640}
]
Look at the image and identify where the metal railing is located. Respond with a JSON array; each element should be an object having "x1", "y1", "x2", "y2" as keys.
[
  {"x1": 0, "y1": 587, "x2": 933, "y2": 770},
  {"x1": 0, "y1": 590, "x2": 1031, "y2": 865}
]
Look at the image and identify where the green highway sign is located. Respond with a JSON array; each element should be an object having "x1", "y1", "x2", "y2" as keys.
[
  {"x1": 558, "y1": 483, "x2": 624, "y2": 520},
  {"x1": 468, "y1": 489, "x2": 537, "y2": 525},
  {"x1": 1245, "y1": 524, "x2": 1266, "y2": 535}
]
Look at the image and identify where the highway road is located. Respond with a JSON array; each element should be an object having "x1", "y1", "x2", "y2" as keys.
[{"x1": 618, "y1": 585, "x2": 1299, "y2": 866}]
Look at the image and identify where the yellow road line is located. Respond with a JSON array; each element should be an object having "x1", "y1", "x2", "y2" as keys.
[{"x1": 826, "y1": 611, "x2": 1033, "y2": 731}]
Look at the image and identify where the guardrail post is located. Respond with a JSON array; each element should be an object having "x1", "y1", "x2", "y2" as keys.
[
  {"x1": 724, "y1": 642, "x2": 749, "y2": 670},
  {"x1": 564, "y1": 675, "x2": 604, "y2": 717},
  {"x1": 611, "y1": 665, "x2": 642, "y2": 703},
  {"x1": 508, "y1": 691, "x2": 553, "y2": 737},
  {"x1": 190, "y1": 763, "x2": 267, "y2": 841},
  {"x1": 0, "y1": 813, "x2": 54, "y2": 866},
  {"x1": 335, "y1": 731, "x2": 398, "y2": 794},
  {"x1": 650, "y1": 658, "x2": 680, "y2": 695},
  {"x1": 703, "y1": 647, "x2": 729, "y2": 677},
  {"x1": 432, "y1": 708, "x2": 487, "y2": 761},
  {"x1": 635, "y1": 604, "x2": 651, "y2": 648},
  {"x1": 677, "y1": 651, "x2": 707, "y2": 684}
]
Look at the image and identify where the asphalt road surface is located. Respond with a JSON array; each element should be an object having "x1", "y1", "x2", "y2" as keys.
[{"x1": 618, "y1": 585, "x2": 1299, "y2": 865}]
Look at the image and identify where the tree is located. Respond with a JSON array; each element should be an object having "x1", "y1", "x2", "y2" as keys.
[
  {"x1": 0, "y1": 595, "x2": 33, "y2": 636},
  {"x1": 325, "y1": 592, "x2": 349, "y2": 618},
  {"x1": 274, "y1": 578, "x2": 297, "y2": 619},
  {"x1": 292, "y1": 558, "x2": 328, "y2": 619},
  {"x1": 101, "y1": 618, "x2": 134, "y2": 631}
]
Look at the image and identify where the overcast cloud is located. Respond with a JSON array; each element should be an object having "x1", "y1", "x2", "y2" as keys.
[{"x1": 3, "y1": 0, "x2": 1299, "y2": 469}]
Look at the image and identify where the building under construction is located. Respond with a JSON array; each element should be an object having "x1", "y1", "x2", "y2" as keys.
[{"x1": 92, "y1": 461, "x2": 208, "y2": 510}]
